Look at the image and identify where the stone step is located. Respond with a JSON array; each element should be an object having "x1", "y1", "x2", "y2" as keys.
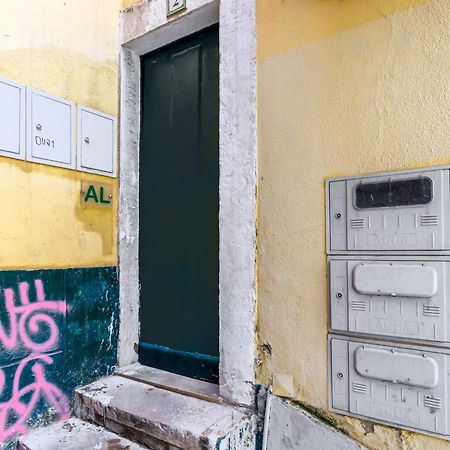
[
  {"x1": 74, "y1": 375, "x2": 256, "y2": 450},
  {"x1": 18, "y1": 417, "x2": 147, "y2": 450},
  {"x1": 115, "y1": 363, "x2": 222, "y2": 405}
]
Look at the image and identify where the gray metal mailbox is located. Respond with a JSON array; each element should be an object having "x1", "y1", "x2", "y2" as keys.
[
  {"x1": 329, "y1": 258, "x2": 450, "y2": 343},
  {"x1": 328, "y1": 169, "x2": 450, "y2": 253},
  {"x1": 326, "y1": 166, "x2": 450, "y2": 439},
  {"x1": 330, "y1": 336, "x2": 450, "y2": 439}
]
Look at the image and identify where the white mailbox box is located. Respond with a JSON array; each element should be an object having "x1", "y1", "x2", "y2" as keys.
[
  {"x1": 329, "y1": 258, "x2": 450, "y2": 343},
  {"x1": 77, "y1": 105, "x2": 116, "y2": 177},
  {"x1": 330, "y1": 336, "x2": 450, "y2": 439},
  {"x1": 26, "y1": 88, "x2": 75, "y2": 169},
  {"x1": 328, "y1": 169, "x2": 450, "y2": 253},
  {"x1": 0, "y1": 77, "x2": 25, "y2": 160}
]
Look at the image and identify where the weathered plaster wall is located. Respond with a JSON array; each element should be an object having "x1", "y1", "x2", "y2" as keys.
[
  {"x1": 0, "y1": 0, "x2": 121, "y2": 269},
  {"x1": 257, "y1": 0, "x2": 450, "y2": 448},
  {"x1": 0, "y1": 1, "x2": 124, "y2": 446},
  {"x1": 123, "y1": 0, "x2": 140, "y2": 9}
]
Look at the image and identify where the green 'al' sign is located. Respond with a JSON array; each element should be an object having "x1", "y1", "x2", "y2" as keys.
[{"x1": 81, "y1": 181, "x2": 113, "y2": 208}]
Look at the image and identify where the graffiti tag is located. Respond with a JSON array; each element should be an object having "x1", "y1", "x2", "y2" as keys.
[{"x1": 0, "y1": 280, "x2": 69, "y2": 442}]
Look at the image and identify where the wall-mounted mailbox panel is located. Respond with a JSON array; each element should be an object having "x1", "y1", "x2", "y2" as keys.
[
  {"x1": 77, "y1": 105, "x2": 116, "y2": 177},
  {"x1": 328, "y1": 169, "x2": 450, "y2": 252},
  {"x1": 329, "y1": 258, "x2": 450, "y2": 342},
  {"x1": 27, "y1": 88, "x2": 75, "y2": 169},
  {"x1": 330, "y1": 336, "x2": 450, "y2": 438},
  {"x1": 0, "y1": 77, "x2": 25, "y2": 160}
]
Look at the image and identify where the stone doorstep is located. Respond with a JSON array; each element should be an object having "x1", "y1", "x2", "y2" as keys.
[
  {"x1": 115, "y1": 363, "x2": 222, "y2": 405},
  {"x1": 17, "y1": 417, "x2": 147, "y2": 450},
  {"x1": 74, "y1": 375, "x2": 256, "y2": 450}
]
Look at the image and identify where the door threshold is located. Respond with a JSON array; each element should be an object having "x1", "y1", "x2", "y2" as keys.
[{"x1": 115, "y1": 363, "x2": 223, "y2": 405}]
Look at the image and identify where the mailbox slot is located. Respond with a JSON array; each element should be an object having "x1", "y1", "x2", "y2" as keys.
[
  {"x1": 353, "y1": 263, "x2": 437, "y2": 298},
  {"x1": 354, "y1": 346, "x2": 439, "y2": 388}
]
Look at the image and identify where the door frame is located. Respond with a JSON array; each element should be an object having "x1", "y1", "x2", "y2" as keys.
[{"x1": 118, "y1": 0, "x2": 257, "y2": 407}]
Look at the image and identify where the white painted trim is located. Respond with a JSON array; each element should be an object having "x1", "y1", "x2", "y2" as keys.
[
  {"x1": 121, "y1": 0, "x2": 219, "y2": 54},
  {"x1": 218, "y1": 0, "x2": 257, "y2": 406},
  {"x1": 118, "y1": 0, "x2": 257, "y2": 407},
  {"x1": 118, "y1": 46, "x2": 141, "y2": 367}
]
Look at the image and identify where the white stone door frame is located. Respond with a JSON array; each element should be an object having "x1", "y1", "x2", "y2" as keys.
[{"x1": 118, "y1": 0, "x2": 257, "y2": 406}]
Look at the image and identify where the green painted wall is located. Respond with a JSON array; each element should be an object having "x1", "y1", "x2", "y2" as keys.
[{"x1": 0, "y1": 266, "x2": 119, "y2": 447}]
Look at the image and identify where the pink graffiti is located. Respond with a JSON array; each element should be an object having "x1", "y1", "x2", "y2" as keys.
[
  {"x1": 0, "y1": 279, "x2": 68, "y2": 442},
  {"x1": 0, "y1": 353, "x2": 69, "y2": 442},
  {"x1": 0, "y1": 280, "x2": 66, "y2": 352}
]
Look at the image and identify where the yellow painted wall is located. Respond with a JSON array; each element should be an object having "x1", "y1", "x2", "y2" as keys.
[
  {"x1": 122, "y1": 0, "x2": 141, "y2": 9},
  {"x1": 257, "y1": 0, "x2": 450, "y2": 448},
  {"x1": 0, "y1": 0, "x2": 122, "y2": 269}
]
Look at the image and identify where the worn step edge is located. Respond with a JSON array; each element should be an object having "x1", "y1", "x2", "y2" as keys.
[
  {"x1": 17, "y1": 417, "x2": 147, "y2": 450},
  {"x1": 115, "y1": 363, "x2": 222, "y2": 405},
  {"x1": 73, "y1": 376, "x2": 255, "y2": 450}
]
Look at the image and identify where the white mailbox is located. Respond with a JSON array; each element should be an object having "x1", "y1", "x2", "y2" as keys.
[
  {"x1": 329, "y1": 258, "x2": 450, "y2": 343},
  {"x1": 77, "y1": 105, "x2": 116, "y2": 177},
  {"x1": 0, "y1": 77, "x2": 25, "y2": 160},
  {"x1": 330, "y1": 336, "x2": 450, "y2": 439},
  {"x1": 27, "y1": 88, "x2": 75, "y2": 169},
  {"x1": 328, "y1": 169, "x2": 450, "y2": 252}
]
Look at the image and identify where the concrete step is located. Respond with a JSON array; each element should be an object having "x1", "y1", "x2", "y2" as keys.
[
  {"x1": 74, "y1": 375, "x2": 256, "y2": 450},
  {"x1": 18, "y1": 417, "x2": 147, "y2": 450}
]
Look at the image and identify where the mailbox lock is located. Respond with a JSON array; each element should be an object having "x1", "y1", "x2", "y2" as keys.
[
  {"x1": 335, "y1": 213, "x2": 342, "y2": 219},
  {"x1": 36, "y1": 123, "x2": 42, "y2": 131},
  {"x1": 84, "y1": 137, "x2": 90, "y2": 144},
  {"x1": 337, "y1": 372, "x2": 344, "y2": 379},
  {"x1": 336, "y1": 292, "x2": 343, "y2": 299}
]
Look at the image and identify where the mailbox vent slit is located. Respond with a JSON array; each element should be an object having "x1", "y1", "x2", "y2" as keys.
[
  {"x1": 352, "y1": 382, "x2": 367, "y2": 394},
  {"x1": 351, "y1": 301, "x2": 366, "y2": 311},
  {"x1": 350, "y1": 218, "x2": 365, "y2": 229},
  {"x1": 423, "y1": 305, "x2": 440, "y2": 317},
  {"x1": 424, "y1": 396, "x2": 441, "y2": 409},
  {"x1": 421, "y1": 215, "x2": 439, "y2": 226}
]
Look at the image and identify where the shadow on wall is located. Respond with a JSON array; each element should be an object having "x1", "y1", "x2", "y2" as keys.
[{"x1": 0, "y1": 266, "x2": 119, "y2": 448}]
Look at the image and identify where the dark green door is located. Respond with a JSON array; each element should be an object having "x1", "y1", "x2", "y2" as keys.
[{"x1": 139, "y1": 27, "x2": 219, "y2": 383}]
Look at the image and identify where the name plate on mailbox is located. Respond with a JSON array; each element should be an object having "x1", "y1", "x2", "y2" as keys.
[
  {"x1": 329, "y1": 258, "x2": 450, "y2": 342},
  {"x1": 80, "y1": 181, "x2": 113, "y2": 208},
  {"x1": 328, "y1": 169, "x2": 450, "y2": 252},
  {"x1": 330, "y1": 337, "x2": 450, "y2": 438}
]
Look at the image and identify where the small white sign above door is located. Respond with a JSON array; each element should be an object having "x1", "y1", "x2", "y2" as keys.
[{"x1": 167, "y1": 0, "x2": 186, "y2": 16}]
